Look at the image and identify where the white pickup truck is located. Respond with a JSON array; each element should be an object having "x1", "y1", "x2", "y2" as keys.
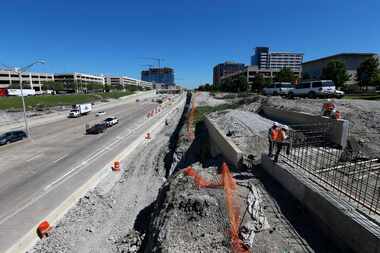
[{"x1": 68, "y1": 103, "x2": 92, "y2": 118}]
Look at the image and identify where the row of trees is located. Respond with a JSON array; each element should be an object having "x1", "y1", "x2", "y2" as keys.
[
  {"x1": 197, "y1": 67, "x2": 297, "y2": 92},
  {"x1": 198, "y1": 56, "x2": 380, "y2": 92}
]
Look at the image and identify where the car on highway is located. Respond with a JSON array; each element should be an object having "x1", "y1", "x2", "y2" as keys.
[
  {"x1": 263, "y1": 82, "x2": 294, "y2": 96},
  {"x1": 289, "y1": 80, "x2": 343, "y2": 98},
  {"x1": 96, "y1": 111, "x2": 106, "y2": 117},
  {"x1": 0, "y1": 130, "x2": 27, "y2": 145},
  {"x1": 86, "y1": 123, "x2": 107, "y2": 135},
  {"x1": 104, "y1": 117, "x2": 119, "y2": 127}
]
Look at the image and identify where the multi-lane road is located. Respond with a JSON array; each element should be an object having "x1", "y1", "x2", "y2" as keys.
[{"x1": 0, "y1": 93, "x2": 181, "y2": 252}]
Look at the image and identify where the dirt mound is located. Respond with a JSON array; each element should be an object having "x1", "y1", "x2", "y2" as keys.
[{"x1": 142, "y1": 166, "x2": 230, "y2": 253}]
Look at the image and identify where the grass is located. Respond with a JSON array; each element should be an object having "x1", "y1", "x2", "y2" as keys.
[
  {"x1": 193, "y1": 103, "x2": 240, "y2": 125},
  {"x1": 0, "y1": 91, "x2": 134, "y2": 111}
]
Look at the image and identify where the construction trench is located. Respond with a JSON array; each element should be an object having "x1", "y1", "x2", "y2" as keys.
[{"x1": 31, "y1": 92, "x2": 380, "y2": 253}]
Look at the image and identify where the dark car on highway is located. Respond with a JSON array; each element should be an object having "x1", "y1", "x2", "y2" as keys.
[
  {"x1": 0, "y1": 130, "x2": 27, "y2": 145},
  {"x1": 86, "y1": 123, "x2": 107, "y2": 135}
]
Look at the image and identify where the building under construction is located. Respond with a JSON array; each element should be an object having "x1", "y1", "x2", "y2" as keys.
[{"x1": 141, "y1": 67, "x2": 175, "y2": 85}]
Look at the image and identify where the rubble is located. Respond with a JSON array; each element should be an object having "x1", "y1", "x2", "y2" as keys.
[{"x1": 142, "y1": 165, "x2": 231, "y2": 253}]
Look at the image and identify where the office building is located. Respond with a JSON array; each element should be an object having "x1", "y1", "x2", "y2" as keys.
[
  {"x1": 54, "y1": 73, "x2": 105, "y2": 85},
  {"x1": 141, "y1": 67, "x2": 174, "y2": 85},
  {"x1": 213, "y1": 61, "x2": 245, "y2": 85},
  {"x1": 251, "y1": 47, "x2": 303, "y2": 77},
  {"x1": 0, "y1": 70, "x2": 54, "y2": 94},
  {"x1": 104, "y1": 76, "x2": 153, "y2": 89},
  {"x1": 302, "y1": 53, "x2": 380, "y2": 85}
]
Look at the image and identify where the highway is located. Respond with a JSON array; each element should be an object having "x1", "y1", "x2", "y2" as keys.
[{"x1": 0, "y1": 94, "x2": 177, "y2": 252}]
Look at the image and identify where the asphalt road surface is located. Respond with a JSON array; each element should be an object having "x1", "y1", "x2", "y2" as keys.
[{"x1": 0, "y1": 96, "x2": 174, "y2": 253}]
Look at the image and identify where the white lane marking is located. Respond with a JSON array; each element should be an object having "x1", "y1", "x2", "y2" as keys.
[
  {"x1": 43, "y1": 137, "x2": 123, "y2": 191},
  {"x1": 25, "y1": 153, "x2": 43, "y2": 162},
  {"x1": 52, "y1": 154, "x2": 68, "y2": 164}
]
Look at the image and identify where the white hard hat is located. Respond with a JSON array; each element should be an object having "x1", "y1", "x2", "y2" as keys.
[
  {"x1": 327, "y1": 98, "x2": 332, "y2": 102},
  {"x1": 282, "y1": 125, "x2": 289, "y2": 131},
  {"x1": 273, "y1": 122, "x2": 279, "y2": 127}
]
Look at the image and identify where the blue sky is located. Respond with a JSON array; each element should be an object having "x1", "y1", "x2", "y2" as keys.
[{"x1": 1, "y1": 0, "x2": 380, "y2": 88}]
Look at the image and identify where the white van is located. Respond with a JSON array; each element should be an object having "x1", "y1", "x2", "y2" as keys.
[
  {"x1": 263, "y1": 82, "x2": 294, "y2": 96},
  {"x1": 289, "y1": 80, "x2": 343, "y2": 98}
]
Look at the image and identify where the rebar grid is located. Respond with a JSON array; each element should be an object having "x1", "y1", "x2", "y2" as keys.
[{"x1": 279, "y1": 123, "x2": 380, "y2": 215}]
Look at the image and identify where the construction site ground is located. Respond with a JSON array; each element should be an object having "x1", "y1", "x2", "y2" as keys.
[{"x1": 29, "y1": 92, "x2": 380, "y2": 253}]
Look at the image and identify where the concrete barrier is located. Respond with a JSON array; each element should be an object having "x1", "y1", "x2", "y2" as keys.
[
  {"x1": 261, "y1": 106, "x2": 349, "y2": 148},
  {"x1": 205, "y1": 116, "x2": 243, "y2": 168},
  {"x1": 261, "y1": 154, "x2": 380, "y2": 253}
]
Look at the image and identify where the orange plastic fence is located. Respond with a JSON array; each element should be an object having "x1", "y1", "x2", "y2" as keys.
[{"x1": 183, "y1": 163, "x2": 250, "y2": 253}]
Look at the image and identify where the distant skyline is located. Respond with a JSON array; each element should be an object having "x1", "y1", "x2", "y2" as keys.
[{"x1": 1, "y1": 0, "x2": 380, "y2": 88}]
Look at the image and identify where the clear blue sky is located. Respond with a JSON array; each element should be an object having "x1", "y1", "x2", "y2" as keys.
[{"x1": 1, "y1": 0, "x2": 380, "y2": 88}]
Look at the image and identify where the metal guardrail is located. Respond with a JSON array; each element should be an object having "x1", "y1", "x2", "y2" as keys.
[{"x1": 279, "y1": 123, "x2": 380, "y2": 215}]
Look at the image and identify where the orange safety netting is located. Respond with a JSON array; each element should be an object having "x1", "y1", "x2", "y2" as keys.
[{"x1": 183, "y1": 163, "x2": 250, "y2": 253}]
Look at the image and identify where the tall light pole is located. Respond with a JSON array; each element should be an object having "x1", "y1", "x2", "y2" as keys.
[{"x1": 4, "y1": 60, "x2": 46, "y2": 138}]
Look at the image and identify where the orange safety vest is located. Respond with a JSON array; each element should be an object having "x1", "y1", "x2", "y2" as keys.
[
  {"x1": 323, "y1": 103, "x2": 335, "y2": 111},
  {"x1": 271, "y1": 128, "x2": 278, "y2": 140},
  {"x1": 272, "y1": 129, "x2": 285, "y2": 142}
]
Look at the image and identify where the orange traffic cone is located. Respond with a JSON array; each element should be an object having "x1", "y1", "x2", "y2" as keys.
[{"x1": 37, "y1": 221, "x2": 51, "y2": 239}]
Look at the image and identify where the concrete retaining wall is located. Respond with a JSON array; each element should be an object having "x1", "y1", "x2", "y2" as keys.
[
  {"x1": 261, "y1": 154, "x2": 380, "y2": 253},
  {"x1": 204, "y1": 116, "x2": 243, "y2": 168},
  {"x1": 261, "y1": 106, "x2": 349, "y2": 148}
]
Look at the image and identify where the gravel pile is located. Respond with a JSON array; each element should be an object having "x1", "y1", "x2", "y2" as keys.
[
  {"x1": 194, "y1": 92, "x2": 229, "y2": 107},
  {"x1": 143, "y1": 165, "x2": 231, "y2": 253}
]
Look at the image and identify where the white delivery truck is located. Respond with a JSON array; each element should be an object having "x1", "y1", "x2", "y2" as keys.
[{"x1": 68, "y1": 103, "x2": 92, "y2": 118}]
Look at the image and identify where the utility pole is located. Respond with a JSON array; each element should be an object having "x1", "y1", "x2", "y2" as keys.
[{"x1": 3, "y1": 60, "x2": 46, "y2": 138}]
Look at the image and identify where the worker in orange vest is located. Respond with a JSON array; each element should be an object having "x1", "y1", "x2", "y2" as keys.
[
  {"x1": 273, "y1": 125, "x2": 291, "y2": 163},
  {"x1": 321, "y1": 99, "x2": 336, "y2": 117},
  {"x1": 268, "y1": 122, "x2": 280, "y2": 157}
]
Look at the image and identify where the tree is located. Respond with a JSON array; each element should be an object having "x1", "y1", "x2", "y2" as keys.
[
  {"x1": 235, "y1": 76, "x2": 248, "y2": 92},
  {"x1": 42, "y1": 81, "x2": 64, "y2": 92},
  {"x1": 302, "y1": 72, "x2": 311, "y2": 80},
  {"x1": 357, "y1": 56, "x2": 380, "y2": 91},
  {"x1": 275, "y1": 67, "x2": 296, "y2": 83},
  {"x1": 251, "y1": 74, "x2": 265, "y2": 92},
  {"x1": 321, "y1": 60, "x2": 350, "y2": 88}
]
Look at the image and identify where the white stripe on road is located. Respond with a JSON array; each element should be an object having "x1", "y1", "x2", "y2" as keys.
[
  {"x1": 25, "y1": 153, "x2": 43, "y2": 162},
  {"x1": 52, "y1": 154, "x2": 68, "y2": 164}
]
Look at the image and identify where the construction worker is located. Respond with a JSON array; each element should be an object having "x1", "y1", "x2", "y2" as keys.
[
  {"x1": 268, "y1": 122, "x2": 279, "y2": 157},
  {"x1": 273, "y1": 125, "x2": 291, "y2": 163},
  {"x1": 321, "y1": 99, "x2": 336, "y2": 117}
]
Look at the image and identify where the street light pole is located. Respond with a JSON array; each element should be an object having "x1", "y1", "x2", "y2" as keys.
[
  {"x1": 8, "y1": 60, "x2": 46, "y2": 138},
  {"x1": 17, "y1": 72, "x2": 30, "y2": 138}
]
